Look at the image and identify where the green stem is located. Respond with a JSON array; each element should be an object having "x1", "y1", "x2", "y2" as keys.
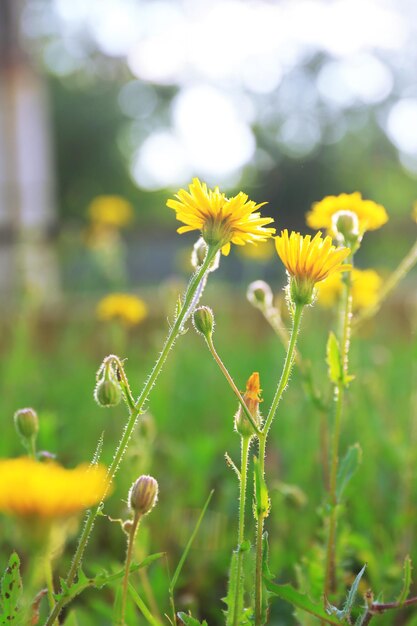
[
  {"x1": 120, "y1": 513, "x2": 142, "y2": 626},
  {"x1": 232, "y1": 436, "x2": 250, "y2": 626},
  {"x1": 44, "y1": 246, "x2": 219, "y2": 626},
  {"x1": 254, "y1": 303, "x2": 304, "y2": 626},
  {"x1": 324, "y1": 263, "x2": 353, "y2": 598},
  {"x1": 354, "y1": 237, "x2": 417, "y2": 327},
  {"x1": 206, "y1": 336, "x2": 262, "y2": 436}
]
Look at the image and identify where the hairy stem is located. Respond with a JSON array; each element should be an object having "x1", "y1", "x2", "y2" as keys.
[
  {"x1": 254, "y1": 303, "x2": 304, "y2": 626},
  {"x1": 44, "y1": 246, "x2": 219, "y2": 626},
  {"x1": 120, "y1": 514, "x2": 142, "y2": 626},
  {"x1": 232, "y1": 436, "x2": 250, "y2": 626}
]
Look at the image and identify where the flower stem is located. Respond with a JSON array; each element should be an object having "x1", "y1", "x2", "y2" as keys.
[
  {"x1": 324, "y1": 263, "x2": 353, "y2": 598},
  {"x1": 120, "y1": 513, "x2": 142, "y2": 626},
  {"x1": 44, "y1": 246, "x2": 219, "y2": 626},
  {"x1": 232, "y1": 436, "x2": 250, "y2": 626},
  {"x1": 205, "y1": 336, "x2": 262, "y2": 436},
  {"x1": 254, "y1": 303, "x2": 304, "y2": 626}
]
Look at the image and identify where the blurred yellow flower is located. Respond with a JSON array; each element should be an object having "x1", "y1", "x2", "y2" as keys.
[
  {"x1": 88, "y1": 195, "x2": 134, "y2": 228},
  {"x1": 97, "y1": 293, "x2": 148, "y2": 326},
  {"x1": 0, "y1": 457, "x2": 110, "y2": 519},
  {"x1": 167, "y1": 178, "x2": 275, "y2": 255},
  {"x1": 317, "y1": 268, "x2": 382, "y2": 311},
  {"x1": 236, "y1": 239, "x2": 275, "y2": 262},
  {"x1": 306, "y1": 192, "x2": 388, "y2": 235}
]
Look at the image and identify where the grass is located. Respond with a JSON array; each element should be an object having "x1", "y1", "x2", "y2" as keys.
[{"x1": 0, "y1": 282, "x2": 416, "y2": 625}]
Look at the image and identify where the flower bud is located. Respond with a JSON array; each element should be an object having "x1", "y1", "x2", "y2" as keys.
[
  {"x1": 193, "y1": 306, "x2": 215, "y2": 339},
  {"x1": 246, "y1": 280, "x2": 273, "y2": 310},
  {"x1": 234, "y1": 372, "x2": 262, "y2": 438},
  {"x1": 94, "y1": 362, "x2": 122, "y2": 407},
  {"x1": 14, "y1": 407, "x2": 39, "y2": 440},
  {"x1": 191, "y1": 238, "x2": 220, "y2": 273},
  {"x1": 332, "y1": 210, "x2": 359, "y2": 244},
  {"x1": 129, "y1": 475, "x2": 159, "y2": 515}
]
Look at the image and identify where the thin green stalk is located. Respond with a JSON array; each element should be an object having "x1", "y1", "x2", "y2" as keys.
[
  {"x1": 232, "y1": 436, "x2": 251, "y2": 626},
  {"x1": 354, "y1": 237, "x2": 417, "y2": 327},
  {"x1": 324, "y1": 264, "x2": 353, "y2": 598},
  {"x1": 120, "y1": 513, "x2": 142, "y2": 626},
  {"x1": 44, "y1": 247, "x2": 219, "y2": 626},
  {"x1": 254, "y1": 303, "x2": 304, "y2": 626},
  {"x1": 206, "y1": 336, "x2": 262, "y2": 436}
]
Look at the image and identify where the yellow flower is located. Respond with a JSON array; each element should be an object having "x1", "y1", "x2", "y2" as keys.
[
  {"x1": 306, "y1": 192, "x2": 388, "y2": 235},
  {"x1": 317, "y1": 269, "x2": 382, "y2": 311},
  {"x1": 97, "y1": 293, "x2": 148, "y2": 326},
  {"x1": 0, "y1": 458, "x2": 110, "y2": 519},
  {"x1": 275, "y1": 230, "x2": 351, "y2": 305},
  {"x1": 88, "y1": 195, "x2": 134, "y2": 228},
  {"x1": 166, "y1": 178, "x2": 275, "y2": 255}
]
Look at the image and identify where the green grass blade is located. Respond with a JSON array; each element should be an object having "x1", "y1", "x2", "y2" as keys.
[{"x1": 128, "y1": 583, "x2": 164, "y2": 626}]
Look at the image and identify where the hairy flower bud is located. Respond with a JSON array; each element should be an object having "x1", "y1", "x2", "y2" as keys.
[
  {"x1": 193, "y1": 306, "x2": 215, "y2": 339},
  {"x1": 234, "y1": 372, "x2": 262, "y2": 438},
  {"x1": 246, "y1": 280, "x2": 273, "y2": 310},
  {"x1": 129, "y1": 475, "x2": 159, "y2": 515},
  {"x1": 14, "y1": 407, "x2": 39, "y2": 440},
  {"x1": 332, "y1": 210, "x2": 360, "y2": 245},
  {"x1": 191, "y1": 238, "x2": 220, "y2": 273},
  {"x1": 94, "y1": 361, "x2": 122, "y2": 407}
]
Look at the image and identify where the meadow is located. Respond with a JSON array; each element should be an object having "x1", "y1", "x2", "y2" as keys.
[{"x1": 1, "y1": 188, "x2": 417, "y2": 626}]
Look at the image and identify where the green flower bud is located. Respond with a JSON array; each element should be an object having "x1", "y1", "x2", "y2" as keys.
[
  {"x1": 193, "y1": 306, "x2": 215, "y2": 339},
  {"x1": 14, "y1": 407, "x2": 39, "y2": 440},
  {"x1": 129, "y1": 475, "x2": 159, "y2": 515},
  {"x1": 246, "y1": 280, "x2": 273, "y2": 309},
  {"x1": 94, "y1": 362, "x2": 122, "y2": 407},
  {"x1": 332, "y1": 210, "x2": 360, "y2": 247}
]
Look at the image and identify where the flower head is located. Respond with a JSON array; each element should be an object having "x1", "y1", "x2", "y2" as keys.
[
  {"x1": 88, "y1": 195, "x2": 134, "y2": 228},
  {"x1": 317, "y1": 268, "x2": 382, "y2": 311},
  {"x1": 97, "y1": 293, "x2": 148, "y2": 326},
  {"x1": 275, "y1": 230, "x2": 351, "y2": 305},
  {"x1": 0, "y1": 458, "x2": 110, "y2": 519},
  {"x1": 306, "y1": 192, "x2": 388, "y2": 236},
  {"x1": 167, "y1": 178, "x2": 275, "y2": 255},
  {"x1": 234, "y1": 372, "x2": 262, "y2": 438}
]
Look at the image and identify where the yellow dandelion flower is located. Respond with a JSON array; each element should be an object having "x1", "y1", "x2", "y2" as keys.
[
  {"x1": 0, "y1": 457, "x2": 110, "y2": 519},
  {"x1": 97, "y1": 293, "x2": 148, "y2": 326},
  {"x1": 167, "y1": 178, "x2": 275, "y2": 255},
  {"x1": 88, "y1": 195, "x2": 134, "y2": 228},
  {"x1": 306, "y1": 192, "x2": 388, "y2": 235},
  {"x1": 317, "y1": 269, "x2": 382, "y2": 311},
  {"x1": 275, "y1": 230, "x2": 351, "y2": 305}
]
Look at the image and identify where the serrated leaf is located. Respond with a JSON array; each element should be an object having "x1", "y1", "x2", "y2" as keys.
[
  {"x1": 177, "y1": 612, "x2": 208, "y2": 626},
  {"x1": 0, "y1": 552, "x2": 23, "y2": 626},
  {"x1": 326, "y1": 332, "x2": 343, "y2": 385},
  {"x1": 326, "y1": 564, "x2": 366, "y2": 621},
  {"x1": 397, "y1": 555, "x2": 412, "y2": 606},
  {"x1": 224, "y1": 551, "x2": 245, "y2": 626},
  {"x1": 253, "y1": 457, "x2": 270, "y2": 520},
  {"x1": 264, "y1": 581, "x2": 344, "y2": 625},
  {"x1": 336, "y1": 443, "x2": 362, "y2": 502}
]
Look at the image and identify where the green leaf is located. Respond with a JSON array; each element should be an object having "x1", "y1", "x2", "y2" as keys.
[
  {"x1": 326, "y1": 564, "x2": 366, "y2": 621},
  {"x1": 396, "y1": 555, "x2": 412, "y2": 606},
  {"x1": 326, "y1": 332, "x2": 342, "y2": 385},
  {"x1": 253, "y1": 457, "x2": 270, "y2": 520},
  {"x1": 128, "y1": 584, "x2": 163, "y2": 626},
  {"x1": 177, "y1": 612, "x2": 208, "y2": 626},
  {"x1": 224, "y1": 550, "x2": 247, "y2": 626},
  {"x1": 264, "y1": 581, "x2": 344, "y2": 625},
  {"x1": 336, "y1": 443, "x2": 362, "y2": 502},
  {"x1": 0, "y1": 552, "x2": 23, "y2": 626}
]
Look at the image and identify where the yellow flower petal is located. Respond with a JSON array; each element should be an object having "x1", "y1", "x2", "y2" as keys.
[{"x1": 306, "y1": 193, "x2": 388, "y2": 235}]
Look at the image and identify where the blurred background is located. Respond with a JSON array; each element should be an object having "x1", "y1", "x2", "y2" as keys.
[
  {"x1": 2, "y1": 1, "x2": 417, "y2": 624},
  {"x1": 2, "y1": 0, "x2": 417, "y2": 299}
]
